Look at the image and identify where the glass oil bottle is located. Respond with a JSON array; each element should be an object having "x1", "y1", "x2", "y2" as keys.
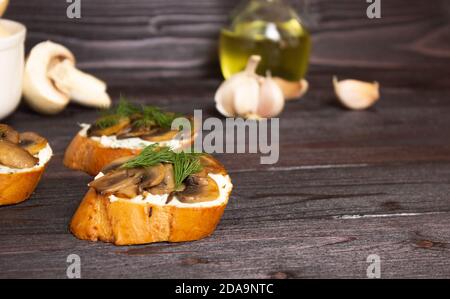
[{"x1": 219, "y1": 0, "x2": 311, "y2": 81}]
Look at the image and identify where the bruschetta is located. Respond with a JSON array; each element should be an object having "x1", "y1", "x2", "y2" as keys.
[
  {"x1": 0, "y1": 124, "x2": 52, "y2": 206},
  {"x1": 64, "y1": 99, "x2": 197, "y2": 176},
  {"x1": 70, "y1": 144, "x2": 233, "y2": 245}
]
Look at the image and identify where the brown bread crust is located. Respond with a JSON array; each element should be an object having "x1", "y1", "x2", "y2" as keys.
[
  {"x1": 64, "y1": 134, "x2": 139, "y2": 176},
  {"x1": 70, "y1": 187, "x2": 230, "y2": 245},
  {"x1": 0, "y1": 164, "x2": 48, "y2": 206}
]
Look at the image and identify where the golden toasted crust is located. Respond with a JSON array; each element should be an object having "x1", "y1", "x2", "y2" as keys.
[
  {"x1": 0, "y1": 165, "x2": 48, "y2": 206},
  {"x1": 70, "y1": 187, "x2": 230, "y2": 245},
  {"x1": 64, "y1": 131, "x2": 197, "y2": 176}
]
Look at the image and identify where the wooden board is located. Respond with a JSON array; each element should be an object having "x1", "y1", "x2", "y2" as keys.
[
  {"x1": 1, "y1": 0, "x2": 450, "y2": 279},
  {"x1": 1, "y1": 71, "x2": 450, "y2": 278},
  {"x1": 3, "y1": 0, "x2": 450, "y2": 82}
]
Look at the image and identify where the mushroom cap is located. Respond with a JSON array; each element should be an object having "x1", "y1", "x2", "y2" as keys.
[
  {"x1": 0, "y1": 140, "x2": 38, "y2": 169},
  {"x1": 19, "y1": 132, "x2": 48, "y2": 155},
  {"x1": 23, "y1": 41, "x2": 75, "y2": 114},
  {"x1": 0, "y1": 124, "x2": 19, "y2": 143},
  {"x1": 176, "y1": 176, "x2": 220, "y2": 203}
]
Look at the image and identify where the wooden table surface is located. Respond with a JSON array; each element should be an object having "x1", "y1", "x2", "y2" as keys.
[
  {"x1": 1, "y1": 67, "x2": 450, "y2": 278},
  {"x1": 1, "y1": 0, "x2": 450, "y2": 279}
]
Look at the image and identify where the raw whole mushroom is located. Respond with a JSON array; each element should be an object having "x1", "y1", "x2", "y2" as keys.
[{"x1": 23, "y1": 41, "x2": 111, "y2": 115}]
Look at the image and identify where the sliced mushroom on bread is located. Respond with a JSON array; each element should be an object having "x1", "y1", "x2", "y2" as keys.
[
  {"x1": 0, "y1": 124, "x2": 53, "y2": 206},
  {"x1": 70, "y1": 144, "x2": 232, "y2": 246},
  {"x1": 63, "y1": 99, "x2": 197, "y2": 176}
]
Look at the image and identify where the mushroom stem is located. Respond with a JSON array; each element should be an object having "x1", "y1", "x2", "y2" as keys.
[{"x1": 48, "y1": 60, "x2": 111, "y2": 109}]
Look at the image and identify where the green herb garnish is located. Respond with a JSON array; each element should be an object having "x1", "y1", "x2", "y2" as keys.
[
  {"x1": 132, "y1": 117, "x2": 155, "y2": 129},
  {"x1": 121, "y1": 144, "x2": 203, "y2": 188},
  {"x1": 94, "y1": 114, "x2": 122, "y2": 129},
  {"x1": 115, "y1": 97, "x2": 141, "y2": 117},
  {"x1": 137, "y1": 106, "x2": 181, "y2": 129},
  {"x1": 96, "y1": 97, "x2": 180, "y2": 130},
  {"x1": 172, "y1": 152, "x2": 203, "y2": 188},
  {"x1": 94, "y1": 97, "x2": 140, "y2": 129},
  {"x1": 121, "y1": 144, "x2": 174, "y2": 169}
]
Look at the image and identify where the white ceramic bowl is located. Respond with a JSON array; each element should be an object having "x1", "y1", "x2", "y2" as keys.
[{"x1": 0, "y1": 19, "x2": 26, "y2": 120}]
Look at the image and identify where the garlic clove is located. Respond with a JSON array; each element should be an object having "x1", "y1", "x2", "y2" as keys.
[
  {"x1": 273, "y1": 77, "x2": 309, "y2": 101},
  {"x1": 257, "y1": 74, "x2": 285, "y2": 118},
  {"x1": 232, "y1": 78, "x2": 260, "y2": 116},
  {"x1": 214, "y1": 76, "x2": 240, "y2": 117},
  {"x1": 333, "y1": 76, "x2": 380, "y2": 110}
]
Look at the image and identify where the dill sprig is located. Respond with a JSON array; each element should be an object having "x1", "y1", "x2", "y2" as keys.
[
  {"x1": 95, "y1": 114, "x2": 122, "y2": 129},
  {"x1": 95, "y1": 97, "x2": 180, "y2": 130},
  {"x1": 121, "y1": 144, "x2": 203, "y2": 188},
  {"x1": 115, "y1": 97, "x2": 140, "y2": 117},
  {"x1": 132, "y1": 111, "x2": 155, "y2": 129},
  {"x1": 99, "y1": 97, "x2": 139, "y2": 118},
  {"x1": 172, "y1": 152, "x2": 203, "y2": 188},
  {"x1": 121, "y1": 144, "x2": 174, "y2": 169},
  {"x1": 138, "y1": 106, "x2": 181, "y2": 129},
  {"x1": 94, "y1": 97, "x2": 140, "y2": 129}
]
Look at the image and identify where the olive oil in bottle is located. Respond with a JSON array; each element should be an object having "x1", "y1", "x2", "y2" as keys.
[{"x1": 219, "y1": 0, "x2": 311, "y2": 81}]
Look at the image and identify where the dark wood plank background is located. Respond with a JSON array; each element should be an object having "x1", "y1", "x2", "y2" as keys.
[
  {"x1": 4, "y1": 0, "x2": 450, "y2": 83},
  {"x1": 1, "y1": 0, "x2": 450, "y2": 279}
]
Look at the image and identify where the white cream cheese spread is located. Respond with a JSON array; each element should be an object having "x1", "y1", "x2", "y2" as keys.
[
  {"x1": 93, "y1": 172, "x2": 233, "y2": 208},
  {"x1": 79, "y1": 124, "x2": 182, "y2": 150}
]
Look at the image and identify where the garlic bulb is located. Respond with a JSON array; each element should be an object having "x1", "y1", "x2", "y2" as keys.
[
  {"x1": 215, "y1": 55, "x2": 285, "y2": 119},
  {"x1": 333, "y1": 76, "x2": 380, "y2": 110},
  {"x1": 214, "y1": 56, "x2": 260, "y2": 117}
]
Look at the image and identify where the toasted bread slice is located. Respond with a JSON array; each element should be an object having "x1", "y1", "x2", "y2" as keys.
[
  {"x1": 70, "y1": 184, "x2": 231, "y2": 245},
  {"x1": 64, "y1": 126, "x2": 197, "y2": 176},
  {"x1": 70, "y1": 149, "x2": 232, "y2": 246},
  {"x1": 0, "y1": 143, "x2": 52, "y2": 206}
]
